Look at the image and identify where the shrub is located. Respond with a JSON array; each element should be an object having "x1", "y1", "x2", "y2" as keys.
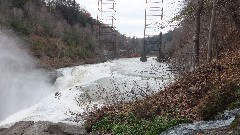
[
  {"x1": 11, "y1": 19, "x2": 31, "y2": 35},
  {"x1": 65, "y1": 46, "x2": 76, "y2": 58},
  {"x1": 76, "y1": 47, "x2": 90, "y2": 58},
  {"x1": 39, "y1": 22, "x2": 53, "y2": 37},
  {"x1": 63, "y1": 30, "x2": 82, "y2": 46}
]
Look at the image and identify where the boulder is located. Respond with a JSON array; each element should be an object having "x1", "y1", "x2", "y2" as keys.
[{"x1": 0, "y1": 121, "x2": 89, "y2": 135}]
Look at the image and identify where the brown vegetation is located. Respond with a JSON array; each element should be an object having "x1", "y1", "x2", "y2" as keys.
[
  {"x1": 85, "y1": 38, "x2": 240, "y2": 131},
  {"x1": 84, "y1": 0, "x2": 240, "y2": 133}
]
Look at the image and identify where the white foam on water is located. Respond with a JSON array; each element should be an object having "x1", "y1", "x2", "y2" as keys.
[{"x1": 0, "y1": 57, "x2": 173, "y2": 128}]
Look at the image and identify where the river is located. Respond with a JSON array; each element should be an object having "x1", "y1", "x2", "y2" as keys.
[
  {"x1": 0, "y1": 43, "x2": 237, "y2": 134},
  {"x1": 0, "y1": 57, "x2": 174, "y2": 127}
]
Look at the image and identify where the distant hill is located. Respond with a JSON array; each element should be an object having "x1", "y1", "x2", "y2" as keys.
[
  {"x1": 0, "y1": 0, "x2": 100, "y2": 68},
  {"x1": 0, "y1": 0, "x2": 144, "y2": 69}
]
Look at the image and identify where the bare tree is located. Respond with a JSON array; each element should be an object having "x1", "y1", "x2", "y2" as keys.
[
  {"x1": 193, "y1": 0, "x2": 204, "y2": 67},
  {"x1": 207, "y1": 0, "x2": 217, "y2": 63}
]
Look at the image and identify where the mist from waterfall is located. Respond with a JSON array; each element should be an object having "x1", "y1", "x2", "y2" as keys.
[{"x1": 0, "y1": 32, "x2": 53, "y2": 121}]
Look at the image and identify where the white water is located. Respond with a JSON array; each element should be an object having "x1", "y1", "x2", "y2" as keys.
[
  {"x1": 0, "y1": 39, "x2": 238, "y2": 134},
  {"x1": 0, "y1": 32, "x2": 237, "y2": 134},
  {"x1": 0, "y1": 57, "x2": 174, "y2": 128},
  {"x1": 0, "y1": 32, "x2": 53, "y2": 122}
]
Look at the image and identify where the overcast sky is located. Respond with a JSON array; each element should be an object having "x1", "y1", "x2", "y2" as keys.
[{"x1": 76, "y1": 0, "x2": 183, "y2": 37}]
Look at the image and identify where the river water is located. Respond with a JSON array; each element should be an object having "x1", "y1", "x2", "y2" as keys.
[
  {"x1": 0, "y1": 57, "x2": 174, "y2": 127},
  {"x1": 1, "y1": 55, "x2": 238, "y2": 134}
]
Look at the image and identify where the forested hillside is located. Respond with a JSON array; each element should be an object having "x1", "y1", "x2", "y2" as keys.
[
  {"x1": 168, "y1": 0, "x2": 240, "y2": 70},
  {"x1": 0, "y1": 0, "x2": 143, "y2": 69}
]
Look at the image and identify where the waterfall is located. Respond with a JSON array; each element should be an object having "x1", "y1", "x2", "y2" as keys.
[{"x1": 0, "y1": 32, "x2": 53, "y2": 121}]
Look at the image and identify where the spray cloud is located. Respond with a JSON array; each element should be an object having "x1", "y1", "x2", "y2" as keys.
[{"x1": 0, "y1": 32, "x2": 53, "y2": 121}]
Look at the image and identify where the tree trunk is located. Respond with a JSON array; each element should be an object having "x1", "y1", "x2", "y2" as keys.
[
  {"x1": 193, "y1": 0, "x2": 204, "y2": 67},
  {"x1": 207, "y1": 0, "x2": 217, "y2": 63}
]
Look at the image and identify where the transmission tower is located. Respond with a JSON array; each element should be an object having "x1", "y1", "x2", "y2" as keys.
[
  {"x1": 141, "y1": 0, "x2": 164, "y2": 62},
  {"x1": 97, "y1": 0, "x2": 117, "y2": 52}
]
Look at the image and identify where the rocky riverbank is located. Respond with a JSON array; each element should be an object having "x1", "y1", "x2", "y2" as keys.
[
  {"x1": 0, "y1": 121, "x2": 90, "y2": 135},
  {"x1": 199, "y1": 114, "x2": 240, "y2": 135}
]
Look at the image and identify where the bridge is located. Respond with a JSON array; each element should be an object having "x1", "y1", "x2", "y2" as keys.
[
  {"x1": 97, "y1": 0, "x2": 117, "y2": 52},
  {"x1": 97, "y1": 0, "x2": 165, "y2": 62}
]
